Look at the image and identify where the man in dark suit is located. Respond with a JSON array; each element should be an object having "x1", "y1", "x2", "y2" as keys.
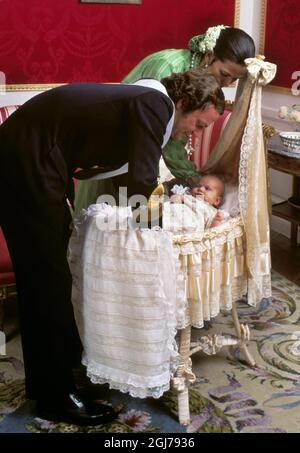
[{"x1": 0, "y1": 71, "x2": 224, "y2": 425}]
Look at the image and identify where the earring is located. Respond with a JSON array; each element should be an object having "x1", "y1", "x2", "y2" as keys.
[{"x1": 205, "y1": 63, "x2": 208, "y2": 68}]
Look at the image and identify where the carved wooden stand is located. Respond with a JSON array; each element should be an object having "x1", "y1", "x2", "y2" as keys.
[{"x1": 172, "y1": 301, "x2": 255, "y2": 426}]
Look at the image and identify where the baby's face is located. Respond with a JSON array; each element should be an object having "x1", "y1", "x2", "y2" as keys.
[{"x1": 191, "y1": 175, "x2": 224, "y2": 207}]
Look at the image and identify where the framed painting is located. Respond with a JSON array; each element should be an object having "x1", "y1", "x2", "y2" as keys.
[
  {"x1": 80, "y1": 1, "x2": 142, "y2": 4},
  {"x1": 260, "y1": 0, "x2": 300, "y2": 93}
]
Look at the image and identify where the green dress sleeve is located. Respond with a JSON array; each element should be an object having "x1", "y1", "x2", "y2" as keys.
[
  {"x1": 73, "y1": 178, "x2": 117, "y2": 219},
  {"x1": 123, "y1": 49, "x2": 192, "y2": 83},
  {"x1": 162, "y1": 139, "x2": 199, "y2": 179}
]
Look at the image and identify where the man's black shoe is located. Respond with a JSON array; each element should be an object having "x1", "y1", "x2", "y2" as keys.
[{"x1": 36, "y1": 393, "x2": 118, "y2": 426}]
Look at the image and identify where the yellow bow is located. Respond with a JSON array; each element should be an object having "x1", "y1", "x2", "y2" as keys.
[{"x1": 245, "y1": 56, "x2": 277, "y2": 86}]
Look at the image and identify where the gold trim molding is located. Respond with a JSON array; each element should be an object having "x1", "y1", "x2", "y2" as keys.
[
  {"x1": 259, "y1": 0, "x2": 267, "y2": 55},
  {"x1": 0, "y1": 83, "x2": 64, "y2": 92},
  {"x1": 234, "y1": 0, "x2": 241, "y2": 28},
  {"x1": 263, "y1": 85, "x2": 294, "y2": 95},
  {"x1": 259, "y1": 0, "x2": 295, "y2": 95}
]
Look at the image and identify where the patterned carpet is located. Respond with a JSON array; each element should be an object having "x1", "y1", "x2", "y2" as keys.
[{"x1": 1, "y1": 270, "x2": 300, "y2": 433}]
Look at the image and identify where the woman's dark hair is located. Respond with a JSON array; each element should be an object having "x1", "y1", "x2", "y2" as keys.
[
  {"x1": 214, "y1": 27, "x2": 255, "y2": 65},
  {"x1": 161, "y1": 70, "x2": 225, "y2": 115}
]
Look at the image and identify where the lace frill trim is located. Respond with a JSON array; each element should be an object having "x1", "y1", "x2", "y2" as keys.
[
  {"x1": 173, "y1": 245, "x2": 188, "y2": 329},
  {"x1": 173, "y1": 216, "x2": 244, "y2": 255},
  {"x1": 83, "y1": 358, "x2": 172, "y2": 399},
  {"x1": 238, "y1": 85, "x2": 272, "y2": 305},
  {"x1": 247, "y1": 273, "x2": 272, "y2": 307},
  {"x1": 70, "y1": 208, "x2": 179, "y2": 399}
]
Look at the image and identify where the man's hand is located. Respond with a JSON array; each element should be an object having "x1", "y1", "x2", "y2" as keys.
[{"x1": 170, "y1": 194, "x2": 184, "y2": 204}]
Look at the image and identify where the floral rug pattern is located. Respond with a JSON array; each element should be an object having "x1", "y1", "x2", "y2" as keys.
[{"x1": 1, "y1": 271, "x2": 300, "y2": 433}]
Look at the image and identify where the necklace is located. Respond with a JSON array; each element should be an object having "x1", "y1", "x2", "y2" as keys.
[
  {"x1": 190, "y1": 52, "x2": 208, "y2": 70},
  {"x1": 190, "y1": 52, "x2": 197, "y2": 69},
  {"x1": 187, "y1": 52, "x2": 203, "y2": 157},
  {"x1": 186, "y1": 52, "x2": 201, "y2": 157},
  {"x1": 185, "y1": 134, "x2": 194, "y2": 158}
]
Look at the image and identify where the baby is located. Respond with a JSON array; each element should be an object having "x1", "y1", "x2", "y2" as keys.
[
  {"x1": 163, "y1": 174, "x2": 227, "y2": 233},
  {"x1": 170, "y1": 174, "x2": 225, "y2": 227}
]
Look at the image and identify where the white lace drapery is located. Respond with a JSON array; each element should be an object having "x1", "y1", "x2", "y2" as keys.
[
  {"x1": 69, "y1": 204, "x2": 179, "y2": 399},
  {"x1": 203, "y1": 56, "x2": 276, "y2": 305},
  {"x1": 173, "y1": 215, "x2": 247, "y2": 329}
]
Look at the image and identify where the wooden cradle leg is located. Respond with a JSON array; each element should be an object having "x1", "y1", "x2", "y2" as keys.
[
  {"x1": 231, "y1": 302, "x2": 256, "y2": 367},
  {"x1": 173, "y1": 325, "x2": 192, "y2": 426}
]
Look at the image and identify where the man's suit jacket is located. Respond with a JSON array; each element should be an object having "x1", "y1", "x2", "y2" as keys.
[{"x1": 0, "y1": 83, "x2": 174, "y2": 205}]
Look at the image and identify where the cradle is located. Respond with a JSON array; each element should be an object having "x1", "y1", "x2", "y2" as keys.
[{"x1": 69, "y1": 57, "x2": 277, "y2": 425}]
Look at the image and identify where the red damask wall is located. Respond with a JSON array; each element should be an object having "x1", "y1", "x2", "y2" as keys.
[
  {"x1": 0, "y1": 0, "x2": 235, "y2": 85},
  {"x1": 264, "y1": 0, "x2": 300, "y2": 89}
]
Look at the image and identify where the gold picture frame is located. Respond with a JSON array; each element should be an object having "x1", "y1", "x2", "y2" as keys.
[
  {"x1": 260, "y1": 0, "x2": 299, "y2": 94},
  {"x1": 80, "y1": 1, "x2": 142, "y2": 4}
]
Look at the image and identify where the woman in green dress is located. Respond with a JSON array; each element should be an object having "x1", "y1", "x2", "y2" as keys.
[{"x1": 74, "y1": 25, "x2": 255, "y2": 216}]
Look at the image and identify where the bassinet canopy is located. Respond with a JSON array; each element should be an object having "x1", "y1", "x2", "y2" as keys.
[{"x1": 202, "y1": 56, "x2": 277, "y2": 306}]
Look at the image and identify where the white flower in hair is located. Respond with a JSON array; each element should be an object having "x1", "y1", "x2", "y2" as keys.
[{"x1": 198, "y1": 25, "x2": 228, "y2": 53}]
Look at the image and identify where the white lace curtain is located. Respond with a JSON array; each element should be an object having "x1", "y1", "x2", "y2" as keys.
[{"x1": 202, "y1": 57, "x2": 277, "y2": 305}]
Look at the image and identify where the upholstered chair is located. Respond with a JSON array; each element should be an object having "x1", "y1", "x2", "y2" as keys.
[{"x1": 0, "y1": 105, "x2": 19, "y2": 330}]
